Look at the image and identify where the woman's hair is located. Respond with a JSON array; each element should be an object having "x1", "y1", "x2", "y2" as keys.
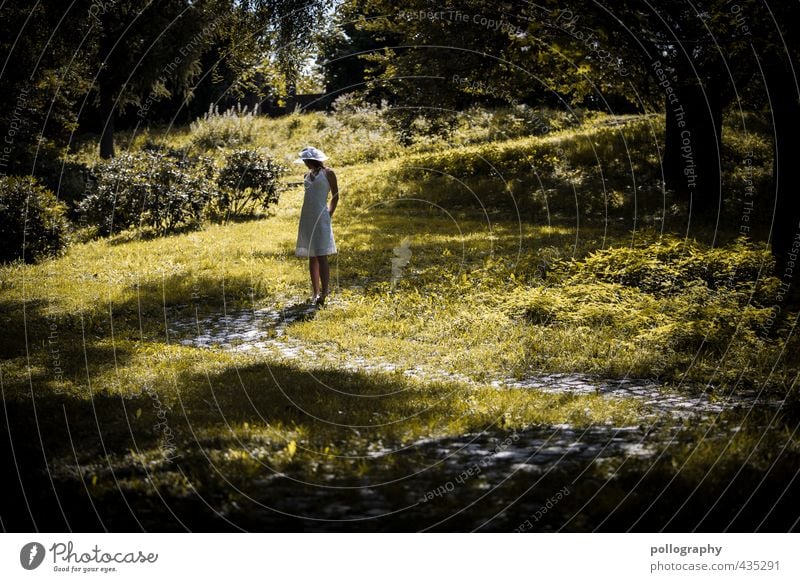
[{"x1": 305, "y1": 159, "x2": 325, "y2": 169}]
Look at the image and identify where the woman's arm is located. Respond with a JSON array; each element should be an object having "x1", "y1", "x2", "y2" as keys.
[{"x1": 326, "y1": 168, "x2": 339, "y2": 217}]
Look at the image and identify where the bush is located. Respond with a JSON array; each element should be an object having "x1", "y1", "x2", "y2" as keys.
[
  {"x1": 80, "y1": 150, "x2": 213, "y2": 236},
  {"x1": 189, "y1": 103, "x2": 258, "y2": 150},
  {"x1": 330, "y1": 93, "x2": 389, "y2": 131},
  {"x1": 0, "y1": 175, "x2": 69, "y2": 263},
  {"x1": 569, "y1": 235, "x2": 775, "y2": 301},
  {"x1": 33, "y1": 157, "x2": 92, "y2": 219},
  {"x1": 445, "y1": 105, "x2": 584, "y2": 146},
  {"x1": 503, "y1": 238, "x2": 782, "y2": 384},
  {"x1": 213, "y1": 149, "x2": 287, "y2": 220},
  {"x1": 315, "y1": 94, "x2": 402, "y2": 164},
  {"x1": 721, "y1": 111, "x2": 773, "y2": 223},
  {"x1": 344, "y1": 116, "x2": 659, "y2": 214}
]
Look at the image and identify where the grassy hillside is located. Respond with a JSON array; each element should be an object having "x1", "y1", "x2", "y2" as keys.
[{"x1": 2, "y1": 106, "x2": 797, "y2": 531}]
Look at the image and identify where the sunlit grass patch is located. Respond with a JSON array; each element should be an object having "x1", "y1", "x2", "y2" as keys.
[{"x1": 285, "y1": 228, "x2": 797, "y2": 394}]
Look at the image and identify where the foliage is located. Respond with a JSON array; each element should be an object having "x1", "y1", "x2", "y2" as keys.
[
  {"x1": 720, "y1": 111, "x2": 774, "y2": 219},
  {"x1": 313, "y1": 95, "x2": 402, "y2": 163},
  {"x1": 189, "y1": 104, "x2": 259, "y2": 150},
  {"x1": 0, "y1": 2, "x2": 93, "y2": 167},
  {"x1": 348, "y1": 0, "x2": 793, "y2": 112},
  {"x1": 31, "y1": 154, "x2": 93, "y2": 219},
  {"x1": 0, "y1": 175, "x2": 69, "y2": 264},
  {"x1": 394, "y1": 116, "x2": 651, "y2": 177},
  {"x1": 454, "y1": 105, "x2": 585, "y2": 143},
  {"x1": 330, "y1": 93, "x2": 389, "y2": 129},
  {"x1": 79, "y1": 150, "x2": 214, "y2": 236},
  {"x1": 567, "y1": 236, "x2": 775, "y2": 299},
  {"x1": 214, "y1": 149, "x2": 288, "y2": 219},
  {"x1": 342, "y1": 114, "x2": 663, "y2": 220},
  {"x1": 0, "y1": 0, "x2": 332, "y2": 159},
  {"x1": 500, "y1": 236, "x2": 784, "y2": 383}
]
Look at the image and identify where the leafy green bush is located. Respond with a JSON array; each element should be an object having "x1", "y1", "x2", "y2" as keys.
[
  {"x1": 33, "y1": 157, "x2": 91, "y2": 219},
  {"x1": 213, "y1": 149, "x2": 287, "y2": 219},
  {"x1": 330, "y1": 93, "x2": 389, "y2": 131},
  {"x1": 80, "y1": 150, "x2": 213, "y2": 236},
  {"x1": 314, "y1": 94, "x2": 402, "y2": 164},
  {"x1": 502, "y1": 236, "x2": 783, "y2": 384},
  {"x1": 721, "y1": 111, "x2": 773, "y2": 222},
  {"x1": 0, "y1": 175, "x2": 69, "y2": 263},
  {"x1": 446, "y1": 105, "x2": 585, "y2": 146},
  {"x1": 568, "y1": 236, "x2": 775, "y2": 300},
  {"x1": 650, "y1": 284, "x2": 772, "y2": 353},
  {"x1": 189, "y1": 103, "x2": 258, "y2": 150},
  {"x1": 502, "y1": 280, "x2": 664, "y2": 329}
]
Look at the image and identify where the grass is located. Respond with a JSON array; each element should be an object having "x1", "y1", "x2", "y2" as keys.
[{"x1": 2, "y1": 106, "x2": 799, "y2": 531}]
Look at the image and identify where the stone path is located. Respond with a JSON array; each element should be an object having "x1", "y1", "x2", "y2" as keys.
[
  {"x1": 167, "y1": 298, "x2": 764, "y2": 422},
  {"x1": 162, "y1": 299, "x2": 787, "y2": 527},
  {"x1": 165, "y1": 298, "x2": 781, "y2": 475}
]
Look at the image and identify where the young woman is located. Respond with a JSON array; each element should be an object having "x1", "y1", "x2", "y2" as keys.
[{"x1": 294, "y1": 146, "x2": 339, "y2": 306}]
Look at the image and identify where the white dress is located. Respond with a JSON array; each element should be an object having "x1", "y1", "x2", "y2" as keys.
[{"x1": 295, "y1": 168, "x2": 337, "y2": 257}]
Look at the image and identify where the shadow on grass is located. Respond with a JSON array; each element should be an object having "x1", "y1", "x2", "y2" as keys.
[
  {"x1": 1, "y1": 389, "x2": 180, "y2": 532},
  {"x1": 4, "y1": 356, "x2": 798, "y2": 532},
  {"x1": 0, "y1": 355, "x2": 465, "y2": 532}
]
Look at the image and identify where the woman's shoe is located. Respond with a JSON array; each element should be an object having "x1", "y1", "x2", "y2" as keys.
[{"x1": 315, "y1": 291, "x2": 328, "y2": 306}]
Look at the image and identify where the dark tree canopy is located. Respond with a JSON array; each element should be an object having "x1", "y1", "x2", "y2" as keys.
[
  {"x1": 320, "y1": 0, "x2": 800, "y2": 270},
  {"x1": 0, "y1": 0, "x2": 330, "y2": 161},
  {"x1": 2, "y1": 0, "x2": 799, "y2": 273}
]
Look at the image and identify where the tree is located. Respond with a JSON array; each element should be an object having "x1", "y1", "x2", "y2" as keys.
[
  {"x1": 333, "y1": 0, "x2": 800, "y2": 271},
  {"x1": 93, "y1": 1, "x2": 215, "y2": 158},
  {"x1": 754, "y1": 4, "x2": 800, "y2": 280},
  {"x1": 544, "y1": 1, "x2": 760, "y2": 216},
  {"x1": 343, "y1": 0, "x2": 542, "y2": 108},
  {"x1": 94, "y1": 0, "x2": 332, "y2": 156},
  {"x1": 1, "y1": 1, "x2": 331, "y2": 162},
  {"x1": 0, "y1": 2, "x2": 94, "y2": 172}
]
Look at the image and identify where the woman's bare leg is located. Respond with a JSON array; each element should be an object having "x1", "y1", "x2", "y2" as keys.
[
  {"x1": 319, "y1": 255, "x2": 330, "y2": 297},
  {"x1": 309, "y1": 256, "x2": 320, "y2": 298}
]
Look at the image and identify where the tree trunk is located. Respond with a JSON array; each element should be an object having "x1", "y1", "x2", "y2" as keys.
[
  {"x1": 285, "y1": 76, "x2": 297, "y2": 114},
  {"x1": 98, "y1": 78, "x2": 115, "y2": 159},
  {"x1": 98, "y1": 14, "x2": 115, "y2": 159},
  {"x1": 663, "y1": 81, "x2": 723, "y2": 219},
  {"x1": 765, "y1": 58, "x2": 800, "y2": 288}
]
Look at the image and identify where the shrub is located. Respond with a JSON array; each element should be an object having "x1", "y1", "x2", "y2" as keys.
[
  {"x1": 316, "y1": 94, "x2": 402, "y2": 164},
  {"x1": 331, "y1": 93, "x2": 389, "y2": 131},
  {"x1": 80, "y1": 150, "x2": 213, "y2": 236},
  {"x1": 569, "y1": 236, "x2": 775, "y2": 301},
  {"x1": 33, "y1": 157, "x2": 92, "y2": 219},
  {"x1": 189, "y1": 103, "x2": 258, "y2": 150},
  {"x1": 721, "y1": 112, "x2": 773, "y2": 223},
  {"x1": 504, "y1": 238, "x2": 781, "y2": 384},
  {"x1": 213, "y1": 149, "x2": 287, "y2": 219},
  {"x1": 445, "y1": 105, "x2": 584, "y2": 146},
  {"x1": 0, "y1": 175, "x2": 69, "y2": 263}
]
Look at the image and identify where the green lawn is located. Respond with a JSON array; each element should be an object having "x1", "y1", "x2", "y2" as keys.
[{"x1": 2, "y1": 111, "x2": 799, "y2": 531}]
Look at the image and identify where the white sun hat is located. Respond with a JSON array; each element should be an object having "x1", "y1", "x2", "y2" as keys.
[{"x1": 294, "y1": 146, "x2": 328, "y2": 163}]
